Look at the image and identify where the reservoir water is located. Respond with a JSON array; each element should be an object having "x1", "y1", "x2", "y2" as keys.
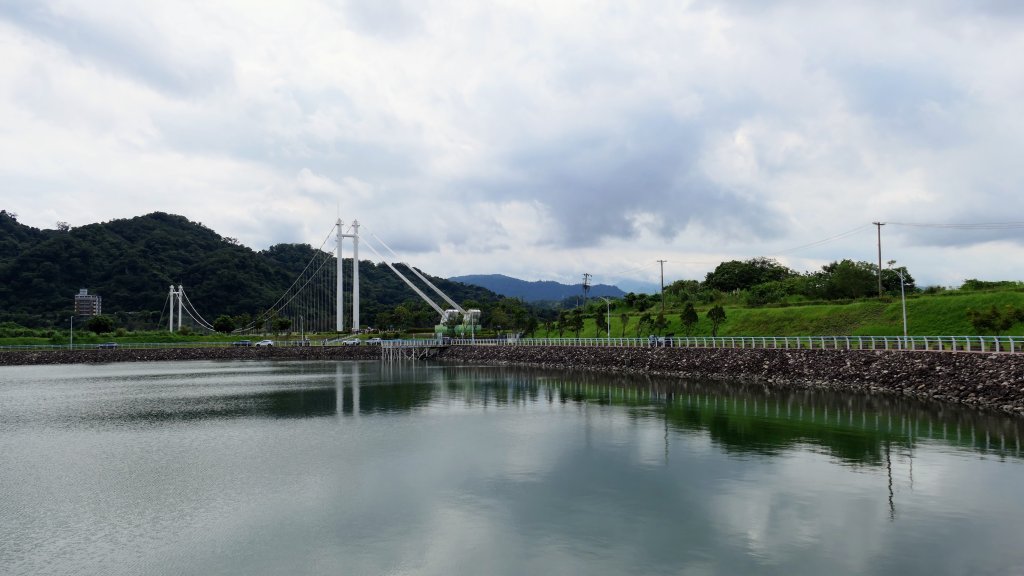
[{"x1": 2, "y1": 360, "x2": 1023, "y2": 575}]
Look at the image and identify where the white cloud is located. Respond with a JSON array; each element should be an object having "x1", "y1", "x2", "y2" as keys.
[{"x1": 1, "y1": 0, "x2": 1023, "y2": 287}]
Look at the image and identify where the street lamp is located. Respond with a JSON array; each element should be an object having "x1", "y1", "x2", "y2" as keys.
[
  {"x1": 598, "y1": 297, "x2": 611, "y2": 341},
  {"x1": 69, "y1": 316, "x2": 74, "y2": 350},
  {"x1": 887, "y1": 260, "x2": 908, "y2": 343}
]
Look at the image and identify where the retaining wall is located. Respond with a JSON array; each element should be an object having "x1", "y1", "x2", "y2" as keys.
[
  {"x1": 0, "y1": 346, "x2": 380, "y2": 365},
  {"x1": 436, "y1": 346, "x2": 1024, "y2": 416}
]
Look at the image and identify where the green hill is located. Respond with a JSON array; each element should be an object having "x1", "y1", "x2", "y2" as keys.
[{"x1": 0, "y1": 210, "x2": 497, "y2": 328}]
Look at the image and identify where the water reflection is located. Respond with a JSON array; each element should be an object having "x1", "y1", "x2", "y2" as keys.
[
  {"x1": 537, "y1": 373, "x2": 1024, "y2": 465},
  {"x1": 7, "y1": 360, "x2": 1019, "y2": 464},
  {"x1": 3, "y1": 360, "x2": 1024, "y2": 576}
]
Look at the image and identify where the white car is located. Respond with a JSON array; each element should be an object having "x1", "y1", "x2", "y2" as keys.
[
  {"x1": 366, "y1": 337, "x2": 383, "y2": 345},
  {"x1": 254, "y1": 339, "x2": 274, "y2": 347}
]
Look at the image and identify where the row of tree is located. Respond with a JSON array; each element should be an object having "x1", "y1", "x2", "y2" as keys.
[
  {"x1": 680, "y1": 257, "x2": 916, "y2": 306},
  {"x1": 537, "y1": 303, "x2": 728, "y2": 338}
]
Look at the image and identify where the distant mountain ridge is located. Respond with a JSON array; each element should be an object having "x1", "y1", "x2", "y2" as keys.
[{"x1": 449, "y1": 274, "x2": 627, "y2": 302}]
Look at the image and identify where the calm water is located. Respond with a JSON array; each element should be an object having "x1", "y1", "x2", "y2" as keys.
[{"x1": 2, "y1": 360, "x2": 1023, "y2": 576}]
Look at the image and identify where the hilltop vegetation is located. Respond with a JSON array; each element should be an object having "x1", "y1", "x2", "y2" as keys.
[{"x1": 0, "y1": 210, "x2": 497, "y2": 329}]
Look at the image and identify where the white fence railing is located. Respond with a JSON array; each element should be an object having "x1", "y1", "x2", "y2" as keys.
[
  {"x1": 446, "y1": 335, "x2": 1024, "y2": 354},
  {"x1": 3, "y1": 335, "x2": 1023, "y2": 354}
]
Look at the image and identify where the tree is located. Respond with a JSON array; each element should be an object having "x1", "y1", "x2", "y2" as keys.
[
  {"x1": 490, "y1": 307, "x2": 510, "y2": 335},
  {"x1": 707, "y1": 305, "x2": 726, "y2": 337},
  {"x1": 392, "y1": 305, "x2": 412, "y2": 330},
  {"x1": 881, "y1": 266, "x2": 916, "y2": 295},
  {"x1": 85, "y1": 315, "x2": 114, "y2": 334},
  {"x1": 680, "y1": 303, "x2": 698, "y2": 335},
  {"x1": 524, "y1": 316, "x2": 539, "y2": 337},
  {"x1": 594, "y1": 309, "x2": 608, "y2": 337},
  {"x1": 619, "y1": 312, "x2": 630, "y2": 338},
  {"x1": 213, "y1": 314, "x2": 236, "y2": 333},
  {"x1": 273, "y1": 317, "x2": 292, "y2": 334},
  {"x1": 635, "y1": 294, "x2": 651, "y2": 312},
  {"x1": 666, "y1": 279, "x2": 700, "y2": 302},
  {"x1": 569, "y1": 308, "x2": 584, "y2": 337},
  {"x1": 653, "y1": 312, "x2": 668, "y2": 334},
  {"x1": 704, "y1": 257, "x2": 795, "y2": 292},
  {"x1": 811, "y1": 260, "x2": 878, "y2": 300},
  {"x1": 232, "y1": 313, "x2": 252, "y2": 331},
  {"x1": 967, "y1": 305, "x2": 1024, "y2": 336},
  {"x1": 636, "y1": 312, "x2": 653, "y2": 336}
]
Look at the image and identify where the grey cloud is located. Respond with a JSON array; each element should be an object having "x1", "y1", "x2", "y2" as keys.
[
  {"x1": 153, "y1": 89, "x2": 426, "y2": 181},
  {"x1": 341, "y1": 0, "x2": 424, "y2": 38},
  {"x1": 464, "y1": 110, "x2": 784, "y2": 247},
  {"x1": 0, "y1": 2, "x2": 232, "y2": 97},
  {"x1": 695, "y1": 0, "x2": 1024, "y2": 18},
  {"x1": 835, "y1": 63, "x2": 968, "y2": 146}
]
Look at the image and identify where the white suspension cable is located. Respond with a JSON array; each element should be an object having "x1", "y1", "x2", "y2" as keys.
[
  {"x1": 367, "y1": 230, "x2": 465, "y2": 313},
  {"x1": 179, "y1": 288, "x2": 216, "y2": 331},
  {"x1": 239, "y1": 223, "x2": 339, "y2": 332},
  {"x1": 362, "y1": 235, "x2": 447, "y2": 317}
]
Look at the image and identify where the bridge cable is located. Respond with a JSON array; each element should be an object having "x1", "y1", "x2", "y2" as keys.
[
  {"x1": 361, "y1": 235, "x2": 447, "y2": 317},
  {"x1": 367, "y1": 229, "x2": 465, "y2": 313}
]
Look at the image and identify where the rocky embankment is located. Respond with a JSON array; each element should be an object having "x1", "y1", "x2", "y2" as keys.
[
  {"x1": 0, "y1": 345, "x2": 380, "y2": 366},
  {"x1": 436, "y1": 346, "x2": 1024, "y2": 416}
]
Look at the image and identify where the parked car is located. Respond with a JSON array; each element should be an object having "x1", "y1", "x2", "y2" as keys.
[
  {"x1": 254, "y1": 340, "x2": 274, "y2": 347},
  {"x1": 366, "y1": 337, "x2": 383, "y2": 345},
  {"x1": 232, "y1": 340, "x2": 253, "y2": 347},
  {"x1": 97, "y1": 342, "x2": 118, "y2": 349},
  {"x1": 340, "y1": 338, "x2": 361, "y2": 346}
]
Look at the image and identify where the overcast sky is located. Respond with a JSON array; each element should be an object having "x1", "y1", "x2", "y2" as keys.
[{"x1": 1, "y1": 0, "x2": 1022, "y2": 289}]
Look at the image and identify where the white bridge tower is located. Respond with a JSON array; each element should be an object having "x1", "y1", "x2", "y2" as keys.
[
  {"x1": 168, "y1": 284, "x2": 183, "y2": 332},
  {"x1": 336, "y1": 219, "x2": 360, "y2": 333}
]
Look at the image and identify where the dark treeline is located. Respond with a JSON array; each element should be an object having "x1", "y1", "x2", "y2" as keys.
[{"x1": 0, "y1": 210, "x2": 496, "y2": 329}]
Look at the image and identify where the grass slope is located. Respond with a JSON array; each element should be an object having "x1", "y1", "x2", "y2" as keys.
[{"x1": 541, "y1": 290, "x2": 1024, "y2": 338}]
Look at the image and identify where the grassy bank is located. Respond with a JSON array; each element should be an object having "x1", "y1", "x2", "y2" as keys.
[{"x1": 539, "y1": 289, "x2": 1024, "y2": 338}]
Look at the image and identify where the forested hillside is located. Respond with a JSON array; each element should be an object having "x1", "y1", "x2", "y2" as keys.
[{"x1": 0, "y1": 211, "x2": 497, "y2": 328}]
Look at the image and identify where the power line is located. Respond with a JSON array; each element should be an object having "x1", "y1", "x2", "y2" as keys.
[
  {"x1": 888, "y1": 221, "x2": 1024, "y2": 230},
  {"x1": 771, "y1": 224, "x2": 874, "y2": 256}
]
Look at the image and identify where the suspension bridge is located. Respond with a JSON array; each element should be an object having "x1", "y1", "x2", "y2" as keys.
[{"x1": 161, "y1": 219, "x2": 481, "y2": 340}]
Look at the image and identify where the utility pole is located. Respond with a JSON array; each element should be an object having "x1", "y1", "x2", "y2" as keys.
[
  {"x1": 657, "y1": 260, "x2": 667, "y2": 312},
  {"x1": 582, "y1": 273, "x2": 592, "y2": 307},
  {"x1": 873, "y1": 222, "x2": 885, "y2": 297}
]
